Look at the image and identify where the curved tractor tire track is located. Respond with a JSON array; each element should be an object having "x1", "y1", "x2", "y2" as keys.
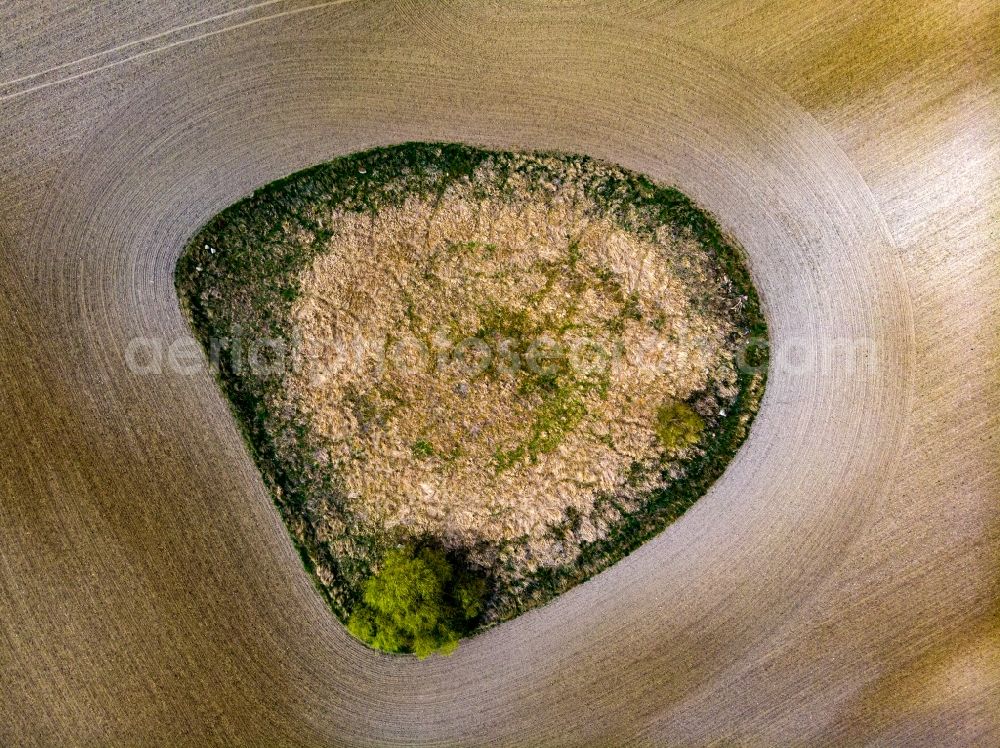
[{"x1": 0, "y1": 1, "x2": 995, "y2": 745}]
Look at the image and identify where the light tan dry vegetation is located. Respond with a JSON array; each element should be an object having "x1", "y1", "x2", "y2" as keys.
[{"x1": 288, "y1": 158, "x2": 740, "y2": 572}]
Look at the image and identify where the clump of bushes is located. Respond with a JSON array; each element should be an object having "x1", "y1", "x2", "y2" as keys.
[
  {"x1": 655, "y1": 400, "x2": 705, "y2": 453},
  {"x1": 177, "y1": 142, "x2": 767, "y2": 644},
  {"x1": 347, "y1": 541, "x2": 488, "y2": 658}
]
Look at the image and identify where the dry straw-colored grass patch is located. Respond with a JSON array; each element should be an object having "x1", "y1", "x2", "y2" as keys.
[
  {"x1": 176, "y1": 143, "x2": 766, "y2": 627},
  {"x1": 288, "y1": 161, "x2": 740, "y2": 574}
]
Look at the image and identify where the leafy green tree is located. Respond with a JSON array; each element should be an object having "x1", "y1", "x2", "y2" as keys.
[
  {"x1": 655, "y1": 400, "x2": 705, "y2": 453},
  {"x1": 347, "y1": 542, "x2": 487, "y2": 658}
]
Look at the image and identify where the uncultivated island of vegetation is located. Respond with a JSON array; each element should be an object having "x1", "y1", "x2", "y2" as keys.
[{"x1": 176, "y1": 143, "x2": 768, "y2": 657}]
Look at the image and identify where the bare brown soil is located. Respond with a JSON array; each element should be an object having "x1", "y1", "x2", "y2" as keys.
[{"x1": 0, "y1": 1, "x2": 995, "y2": 746}]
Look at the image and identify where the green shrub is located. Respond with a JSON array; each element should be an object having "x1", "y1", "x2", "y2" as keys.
[
  {"x1": 655, "y1": 400, "x2": 705, "y2": 453},
  {"x1": 411, "y1": 439, "x2": 435, "y2": 458},
  {"x1": 347, "y1": 542, "x2": 486, "y2": 658}
]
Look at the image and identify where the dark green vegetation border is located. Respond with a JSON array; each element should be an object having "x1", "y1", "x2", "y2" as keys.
[{"x1": 176, "y1": 142, "x2": 768, "y2": 640}]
